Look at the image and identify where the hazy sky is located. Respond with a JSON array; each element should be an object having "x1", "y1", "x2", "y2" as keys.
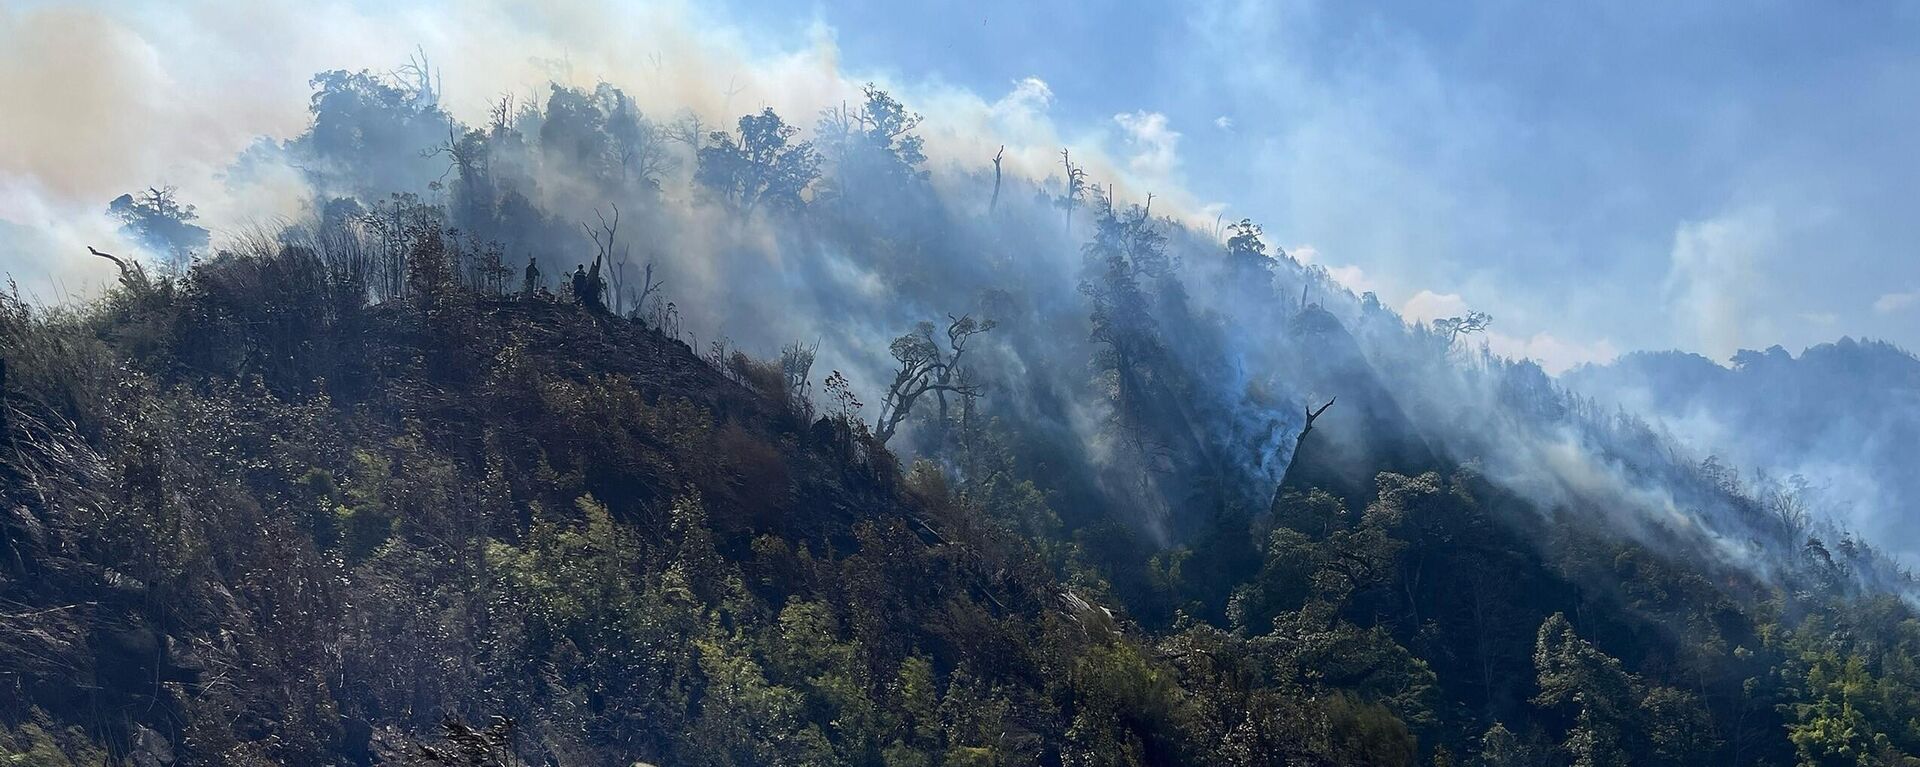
[
  {"x1": 4, "y1": 0, "x2": 1919, "y2": 371},
  {"x1": 718, "y1": 0, "x2": 1920, "y2": 369}
]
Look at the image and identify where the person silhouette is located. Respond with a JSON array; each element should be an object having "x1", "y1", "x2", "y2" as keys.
[{"x1": 522, "y1": 256, "x2": 541, "y2": 295}]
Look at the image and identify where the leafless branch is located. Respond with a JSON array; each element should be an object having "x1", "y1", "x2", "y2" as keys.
[
  {"x1": 989, "y1": 145, "x2": 1005, "y2": 214},
  {"x1": 1297, "y1": 397, "x2": 1336, "y2": 446},
  {"x1": 86, "y1": 246, "x2": 145, "y2": 289}
]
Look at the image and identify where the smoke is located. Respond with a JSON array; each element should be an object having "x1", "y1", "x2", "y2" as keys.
[
  {"x1": 1399, "y1": 290, "x2": 1470, "y2": 323},
  {"x1": 1, "y1": 0, "x2": 1214, "y2": 291},
  {"x1": 1, "y1": 0, "x2": 1904, "y2": 589},
  {"x1": 1564, "y1": 341, "x2": 1920, "y2": 567},
  {"x1": 1662, "y1": 205, "x2": 1778, "y2": 361},
  {"x1": 1401, "y1": 289, "x2": 1618, "y2": 373},
  {"x1": 1112, "y1": 111, "x2": 1182, "y2": 185}
]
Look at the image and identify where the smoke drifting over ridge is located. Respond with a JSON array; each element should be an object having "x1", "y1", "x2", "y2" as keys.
[
  {"x1": 1, "y1": 0, "x2": 1911, "y2": 590},
  {"x1": 1565, "y1": 341, "x2": 1920, "y2": 566},
  {"x1": 0, "y1": 0, "x2": 1212, "y2": 296}
]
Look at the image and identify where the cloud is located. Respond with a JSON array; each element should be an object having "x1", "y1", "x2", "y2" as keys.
[
  {"x1": 1400, "y1": 289, "x2": 1470, "y2": 323},
  {"x1": 989, "y1": 76, "x2": 1055, "y2": 137},
  {"x1": 1213, "y1": 115, "x2": 1233, "y2": 131},
  {"x1": 1873, "y1": 290, "x2": 1918, "y2": 315},
  {"x1": 1112, "y1": 110, "x2": 1181, "y2": 183},
  {"x1": 1290, "y1": 243, "x2": 1376, "y2": 294},
  {"x1": 1663, "y1": 206, "x2": 1778, "y2": 360},
  {"x1": 1323, "y1": 265, "x2": 1375, "y2": 295},
  {"x1": 1400, "y1": 288, "x2": 1616, "y2": 372},
  {"x1": 1485, "y1": 331, "x2": 1620, "y2": 375}
]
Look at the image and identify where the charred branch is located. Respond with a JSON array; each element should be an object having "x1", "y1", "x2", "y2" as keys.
[
  {"x1": 990, "y1": 145, "x2": 1005, "y2": 214},
  {"x1": 86, "y1": 246, "x2": 146, "y2": 289},
  {"x1": 1296, "y1": 397, "x2": 1336, "y2": 446}
]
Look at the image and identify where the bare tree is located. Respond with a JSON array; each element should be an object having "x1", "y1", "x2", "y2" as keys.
[
  {"x1": 1058, "y1": 149, "x2": 1087, "y2": 233},
  {"x1": 668, "y1": 112, "x2": 707, "y2": 152},
  {"x1": 989, "y1": 145, "x2": 1005, "y2": 214},
  {"x1": 427, "y1": 124, "x2": 489, "y2": 209},
  {"x1": 874, "y1": 314, "x2": 995, "y2": 446},
  {"x1": 780, "y1": 339, "x2": 819, "y2": 419},
  {"x1": 614, "y1": 130, "x2": 671, "y2": 190},
  {"x1": 1433, "y1": 311, "x2": 1493, "y2": 347},
  {"x1": 721, "y1": 75, "x2": 746, "y2": 114},
  {"x1": 581, "y1": 204, "x2": 627, "y2": 312},
  {"x1": 634, "y1": 260, "x2": 665, "y2": 318},
  {"x1": 1295, "y1": 397, "x2": 1336, "y2": 449},
  {"x1": 487, "y1": 92, "x2": 517, "y2": 136},
  {"x1": 391, "y1": 46, "x2": 442, "y2": 105},
  {"x1": 86, "y1": 246, "x2": 146, "y2": 290},
  {"x1": 356, "y1": 194, "x2": 447, "y2": 302},
  {"x1": 609, "y1": 257, "x2": 629, "y2": 315}
]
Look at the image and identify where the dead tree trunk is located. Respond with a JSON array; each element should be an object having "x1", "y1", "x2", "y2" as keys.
[
  {"x1": 87, "y1": 246, "x2": 146, "y2": 290},
  {"x1": 635, "y1": 261, "x2": 664, "y2": 318},
  {"x1": 582, "y1": 205, "x2": 626, "y2": 314},
  {"x1": 1296, "y1": 397, "x2": 1335, "y2": 448},
  {"x1": 989, "y1": 145, "x2": 1005, "y2": 214}
]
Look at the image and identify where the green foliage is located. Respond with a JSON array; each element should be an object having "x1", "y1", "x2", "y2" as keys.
[
  {"x1": 1324, "y1": 692, "x2": 1418, "y2": 767},
  {"x1": 0, "y1": 714, "x2": 107, "y2": 767},
  {"x1": 1534, "y1": 613, "x2": 1637, "y2": 767},
  {"x1": 1774, "y1": 598, "x2": 1920, "y2": 766},
  {"x1": 1062, "y1": 641, "x2": 1195, "y2": 766},
  {"x1": 816, "y1": 82, "x2": 930, "y2": 200},
  {"x1": 107, "y1": 186, "x2": 210, "y2": 270},
  {"x1": 697, "y1": 108, "x2": 822, "y2": 215},
  {"x1": 334, "y1": 448, "x2": 397, "y2": 561},
  {"x1": 1533, "y1": 613, "x2": 1715, "y2": 766},
  {"x1": 1479, "y1": 721, "x2": 1553, "y2": 767},
  {"x1": 6, "y1": 74, "x2": 1920, "y2": 767}
]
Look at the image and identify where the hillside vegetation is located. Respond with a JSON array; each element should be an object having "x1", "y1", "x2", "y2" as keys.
[{"x1": 2, "y1": 68, "x2": 1918, "y2": 766}]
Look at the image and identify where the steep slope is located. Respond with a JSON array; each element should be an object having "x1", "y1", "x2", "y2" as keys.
[
  {"x1": 5, "y1": 70, "x2": 1920, "y2": 767},
  {"x1": 6, "y1": 235, "x2": 1920, "y2": 767},
  {"x1": 0, "y1": 267, "x2": 1109, "y2": 765},
  {"x1": 1275, "y1": 304, "x2": 1438, "y2": 505}
]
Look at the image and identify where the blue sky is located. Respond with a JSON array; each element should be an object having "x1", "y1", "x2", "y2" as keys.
[
  {"x1": 4, "y1": 0, "x2": 1919, "y2": 370},
  {"x1": 719, "y1": 0, "x2": 1920, "y2": 367}
]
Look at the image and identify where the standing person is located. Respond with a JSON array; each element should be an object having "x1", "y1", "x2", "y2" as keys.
[{"x1": 522, "y1": 256, "x2": 541, "y2": 296}]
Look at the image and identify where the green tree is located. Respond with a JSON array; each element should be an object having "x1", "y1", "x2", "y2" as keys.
[
  {"x1": 816, "y1": 83, "x2": 928, "y2": 199},
  {"x1": 1533, "y1": 613, "x2": 1635, "y2": 767},
  {"x1": 697, "y1": 108, "x2": 821, "y2": 216},
  {"x1": 107, "y1": 186, "x2": 210, "y2": 272}
]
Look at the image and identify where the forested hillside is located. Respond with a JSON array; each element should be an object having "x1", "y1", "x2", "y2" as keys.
[
  {"x1": 1566, "y1": 340, "x2": 1920, "y2": 564},
  {"x1": 3, "y1": 67, "x2": 1919, "y2": 766}
]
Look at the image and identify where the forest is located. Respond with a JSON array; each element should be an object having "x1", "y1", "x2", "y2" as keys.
[{"x1": 3, "y1": 62, "x2": 1920, "y2": 767}]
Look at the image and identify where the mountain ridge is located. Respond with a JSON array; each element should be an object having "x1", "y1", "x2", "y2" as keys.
[{"x1": 2, "y1": 70, "x2": 1918, "y2": 766}]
